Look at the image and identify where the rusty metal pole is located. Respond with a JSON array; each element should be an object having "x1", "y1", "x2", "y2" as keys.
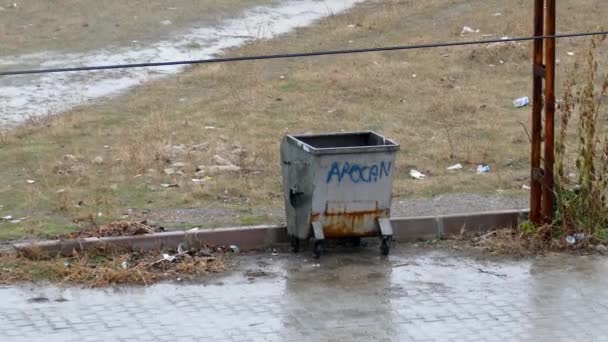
[
  {"x1": 542, "y1": 0, "x2": 556, "y2": 222},
  {"x1": 530, "y1": 0, "x2": 545, "y2": 224}
]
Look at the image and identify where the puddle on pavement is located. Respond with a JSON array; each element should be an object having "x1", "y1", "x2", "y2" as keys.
[
  {"x1": 0, "y1": 0, "x2": 364, "y2": 128},
  {"x1": 3, "y1": 245, "x2": 608, "y2": 312}
]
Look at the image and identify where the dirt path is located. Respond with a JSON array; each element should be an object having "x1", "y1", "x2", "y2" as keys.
[{"x1": 0, "y1": 0, "x2": 363, "y2": 127}]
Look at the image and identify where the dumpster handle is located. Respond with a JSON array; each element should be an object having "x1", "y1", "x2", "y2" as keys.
[{"x1": 289, "y1": 186, "x2": 305, "y2": 207}]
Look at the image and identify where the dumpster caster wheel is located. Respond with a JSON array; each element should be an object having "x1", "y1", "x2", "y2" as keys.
[
  {"x1": 313, "y1": 240, "x2": 323, "y2": 259},
  {"x1": 381, "y1": 236, "x2": 392, "y2": 256},
  {"x1": 290, "y1": 236, "x2": 300, "y2": 253}
]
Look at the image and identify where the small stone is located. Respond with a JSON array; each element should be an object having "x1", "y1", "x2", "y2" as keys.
[
  {"x1": 171, "y1": 162, "x2": 187, "y2": 168},
  {"x1": 596, "y1": 244, "x2": 607, "y2": 254},
  {"x1": 92, "y1": 156, "x2": 104, "y2": 164},
  {"x1": 63, "y1": 154, "x2": 77, "y2": 161},
  {"x1": 197, "y1": 247, "x2": 213, "y2": 257},
  {"x1": 191, "y1": 143, "x2": 209, "y2": 151},
  {"x1": 213, "y1": 155, "x2": 233, "y2": 166}
]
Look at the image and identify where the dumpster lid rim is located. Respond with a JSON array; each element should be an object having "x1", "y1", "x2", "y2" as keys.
[{"x1": 285, "y1": 130, "x2": 400, "y2": 154}]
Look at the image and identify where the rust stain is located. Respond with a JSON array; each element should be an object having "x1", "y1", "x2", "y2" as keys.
[{"x1": 311, "y1": 209, "x2": 388, "y2": 239}]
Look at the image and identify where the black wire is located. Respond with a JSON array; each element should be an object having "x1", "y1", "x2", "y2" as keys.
[{"x1": 1, "y1": 31, "x2": 606, "y2": 77}]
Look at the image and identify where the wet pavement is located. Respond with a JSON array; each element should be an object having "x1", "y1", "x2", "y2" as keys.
[{"x1": 1, "y1": 243, "x2": 608, "y2": 341}]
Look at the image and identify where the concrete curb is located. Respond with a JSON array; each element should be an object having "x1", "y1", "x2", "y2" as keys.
[{"x1": 13, "y1": 210, "x2": 528, "y2": 257}]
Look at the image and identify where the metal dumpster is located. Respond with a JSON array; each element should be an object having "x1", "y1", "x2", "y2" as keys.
[{"x1": 280, "y1": 131, "x2": 400, "y2": 258}]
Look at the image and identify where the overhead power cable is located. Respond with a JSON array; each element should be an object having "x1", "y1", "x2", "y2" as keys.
[{"x1": 0, "y1": 31, "x2": 606, "y2": 77}]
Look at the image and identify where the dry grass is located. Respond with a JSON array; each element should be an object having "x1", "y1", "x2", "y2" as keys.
[
  {"x1": 0, "y1": 246, "x2": 228, "y2": 287},
  {"x1": 1, "y1": 0, "x2": 608, "y2": 239},
  {"x1": 0, "y1": 0, "x2": 275, "y2": 56}
]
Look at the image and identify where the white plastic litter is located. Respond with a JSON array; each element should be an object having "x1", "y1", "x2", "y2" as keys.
[
  {"x1": 229, "y1": 245, "x2": 240, "y2": 253},
  {"x1": 522, "y1": 184, "x2": 531, "y2": 190},
  {"x1": 447, "y1": 163, "x2": 463, "y2": 170},
  {"x1": 409, "y1": 169, "x2": 426, "y2": 179},
  {"x1": 461, "y1": 26, "x2": 480, "y2": 35},
  {"x1": 476, "y1": 165, "x2": 490, "y2": 174},
  {"x1": 513, "y1": 96, "x2": 530, "y2": 108}
]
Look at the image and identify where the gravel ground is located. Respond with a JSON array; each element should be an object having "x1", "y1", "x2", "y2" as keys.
[
  {"x1": 391, "y1": 193, "x2": 528, "y2": 217},
  {"x1": 144, "y1": 193, "x2": 528, "y2": 228}
]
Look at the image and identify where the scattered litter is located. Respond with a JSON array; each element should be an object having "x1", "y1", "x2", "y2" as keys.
[
  {"x1": 476, "y1": 165, "x2": 490, "y2": 174},
  {"x1": 97, "y1": 212, "x2": 103, "y2": 217},
  {"x1": 103, "y1": 145, "x2": 110, "y2": 149},
  {"x1": 177, "y1": 242, "x2": 188, "y2": 255},
  {"x1": 187, "y1": 227, "x2": 200, "y2": 232},
  {"x1": 162, "y1": 253, "x2": 177, "y2": 262},
  {"x1": 312, "y1": 263, "x2": 321, "y2": 268},
  {"x1": 229, "y1": 245, "x2": 240, "y2": 253},
  {"x1": 522, "y1": 184, "x2": 531, "y2": 190},
  {"x1": 25, "y1": 179, "x2": 35, "y2": 184},
  {"x1": 279, "y1": 75, "x2": 285, "y2": 79},
  {"x1": 271, "y1": 252, "x2": 279, "y2": 256},
  {"x1": 513, "y1": 96, "x2": 530, "y2": 108},
  {"x1": 441, "y1": 54, "x2": 450, "y2": 57},
  {"x1": 461, "y1": 26, "x2": 480, "y2": 35},
  {"x1": 1, "y1": 215, "x2": 13, "y2": 221},
  {"x1": 409, "y1": 169, "x2": 426, "y2": 180},
  {"x1": 160, "y1": 19, "x2": 172, "y2": 26},
  {"x1": 492, "y1": 12, "x2": 502, "y2": 16},
  {"x1": 447, "y1": 163, "x2": 463, "y2": 171},
  {"x1": 477, "y1": 268, "x2": 506, "y2": 278},
  {"x1": 121, "y1": 261, "x2": 129, "y2": 269},
  {"x1": 64, "y1": 260, "x2": 72, "y2": 269},
  {"x1": 161, "y1": 183, "x2": 179, "y2": 188},
  {"x1": 9, "y1": 218, "x2": 24, "y2": 224},
  {"x1": 412, "y1": 73, "x2": 417, "y2": 78},
  {"x1": 567, "y1": 51, "x2": 575, "y2": 56},
  {"x1": 204, "y1": 126, "x2": 216, "y2": 130},
  {"x1": 565, "y1": 233, "x2": 585, "y2": 245}
]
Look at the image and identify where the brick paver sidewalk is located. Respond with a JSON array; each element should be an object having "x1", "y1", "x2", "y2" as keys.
[{"x1": 2, "y1": 245, "x2": 608, "y2": 341}]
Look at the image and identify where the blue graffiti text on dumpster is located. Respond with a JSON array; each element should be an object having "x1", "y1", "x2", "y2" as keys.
[{"x1": 326, "y1": 161, "x2": 392, "y2": 184}]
